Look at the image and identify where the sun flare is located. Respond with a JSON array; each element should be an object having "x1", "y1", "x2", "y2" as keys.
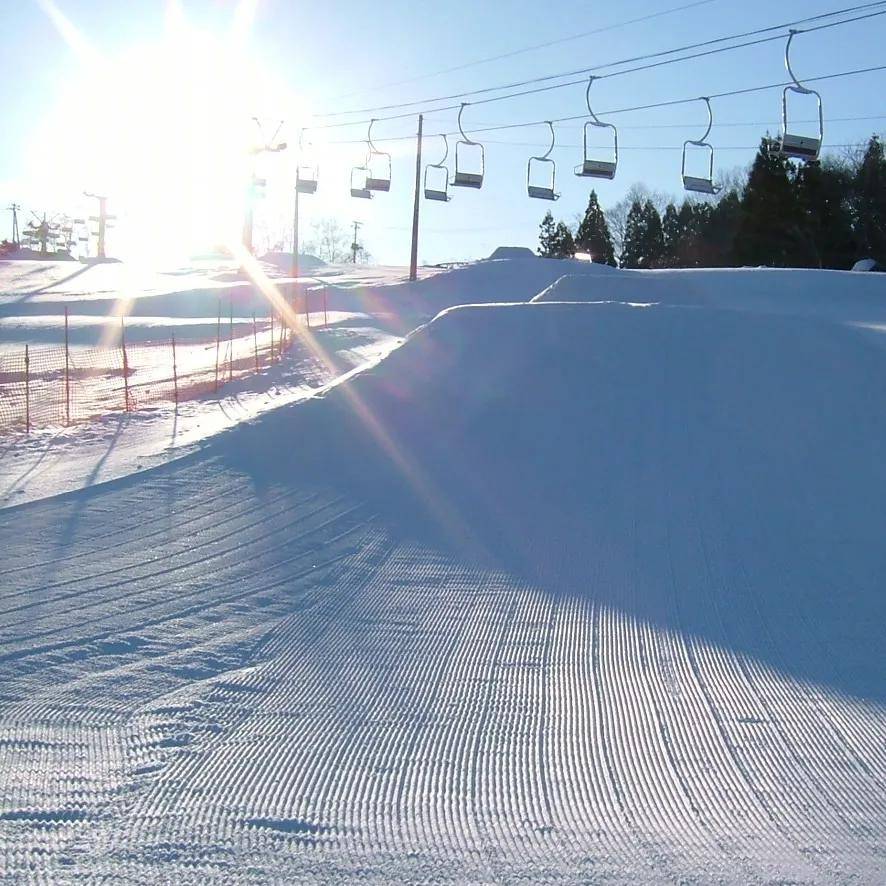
[{"x1": 30, "y1": 1, "x2": 303, "y2": 261}]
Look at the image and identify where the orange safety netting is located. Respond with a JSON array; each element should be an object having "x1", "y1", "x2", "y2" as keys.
[{"x1": 0, "y1": 319, "x2": 296, "y2": 434}]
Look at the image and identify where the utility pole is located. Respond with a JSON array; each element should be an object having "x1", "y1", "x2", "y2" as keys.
[
  {"x1": 83, "y1": 193, "x2": 115, "y2": 259},
  {"x1": 7, "y1": 203, "x2": 21, "y2": 246},
  {"x1": 409, "y1": 114, "x2": 423, "y2": 282},
  {"x1": 351, "y1": 220, "x2": 362, "y2": 264}
]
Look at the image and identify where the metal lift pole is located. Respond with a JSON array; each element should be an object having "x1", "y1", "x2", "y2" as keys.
[{"x1": 409, "y1": 114, "x2": 423, "y2": 282}]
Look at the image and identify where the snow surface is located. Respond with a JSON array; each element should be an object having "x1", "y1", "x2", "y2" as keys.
[{"x1": 1, "y1": 256, "x2": 885, "y2": 883}]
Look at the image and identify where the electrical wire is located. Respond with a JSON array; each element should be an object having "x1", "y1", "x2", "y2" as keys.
[
  {"x1": 314, "y1": 0, "x2": 886, "y2": 120},
  {"x1": 325, "y1": 0, "x2": 724, "y2": 102}
]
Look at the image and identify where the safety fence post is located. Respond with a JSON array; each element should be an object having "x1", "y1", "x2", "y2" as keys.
[
  {"x1": 24, "y1": 345, "x2": 30, "y2": 435},
  {"x1": 305, "y1": 289, "x2": 311, "y2": 330},
  {"x1": 214, "y1": 304, "x2": 221, "y2": 393},
  {"x1": 253, "y1": 314, "x2": 259, "y2": 371},
  {"x1": 270, "y1": 312, "x2": 275, "y2": 363},
  {"x1": 228, "y1": 301, "x2": 233, "y2": 383},
  {"x1": 323, "y1": 286, "x2": 328, "y2": 329},
  {"x1": 121, "y1": 317, "x2": 130, "y2": 412},
  {"x1": 171, "y1": 332, "x2": 179, "y2": 405},
  {"x1": 64, "y1": 306, "x2": 70, "y2": 425},
  {"x1": 279, "y1": 311, "x2": 284, "y2": 357}
]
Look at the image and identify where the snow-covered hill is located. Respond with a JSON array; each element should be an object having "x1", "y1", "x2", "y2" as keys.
[{"x1": 0, "y1": 259, "x2": 884, "y2": 883}]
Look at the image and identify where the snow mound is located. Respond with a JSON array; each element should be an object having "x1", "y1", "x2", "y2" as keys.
[
  {"x1": 2, "y1": 277, "x2": 886, "y2": 881},
  {"x1": 486, "y1": 245, "x2": 536, "y2": 260},
  {"x1": 259, "y1": 251, "x2": 326, "y2": 273},
  {"x1": 532, "y1": 266, "x2": 886, "y2": 320}
]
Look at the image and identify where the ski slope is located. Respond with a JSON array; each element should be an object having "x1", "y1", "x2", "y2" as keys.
[{"x1": 1, "y1": 259, "x2": 885, "y2": 883}]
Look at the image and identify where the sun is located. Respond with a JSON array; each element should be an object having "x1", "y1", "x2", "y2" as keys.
[{"x1": 29, "y1": 1, "x2": 304, "y2": 262}]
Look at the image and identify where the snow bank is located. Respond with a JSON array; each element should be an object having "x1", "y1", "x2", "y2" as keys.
[
  {"x1": 2, "y1": 268, "x2": 885, "y2": 882},
  {"x1": 533, "y1": 266, "x2": 886, "y2": 322}
]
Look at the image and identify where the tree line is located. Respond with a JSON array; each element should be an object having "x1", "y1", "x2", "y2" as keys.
[{"x1": 538, "y1": 135, "x2": 886, "y2": 269}]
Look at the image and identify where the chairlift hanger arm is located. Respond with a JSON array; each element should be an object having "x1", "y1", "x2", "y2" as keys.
[
  {"x1": 686, "y1": 96, "x2": 714, "y2": 146},
  {"x1": 785, "y1": 29, "x2": 814, "y2": 94},
  {"x1": 457, "y1": 103, "x2": 481, "y2": 146}
]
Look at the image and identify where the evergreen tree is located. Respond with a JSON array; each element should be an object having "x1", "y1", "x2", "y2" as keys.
[
  {"x1": 852, "y1": 136, "x2": 886, "y2": 261},
  {"x1": 620, "y1": 201, "x2": 645, "y2": 268},
  {"x1": 734, "y1": 136, "x2": 803, "y2": 266},
  {"x1": 661, "y1": 204, "x2": 682, "y2": 268},
  {"x1": 538, "y1": 211, "x2": 558, "y2": 257},
  {"x1": 642, "y1": 200, "x2": 665, "y2": 267},
  {"x1": 795, "y1": 160, "x2": 856, "y2": 269},
  {"x1": 553, "y1": 222, "x2": 577, "y2": 258},
  {"x1": 575, "y1": 191, "x2": 616, "y2": 265},
  {"x1": 699, "y1": 191, "x2": 742, "y2": 267}
]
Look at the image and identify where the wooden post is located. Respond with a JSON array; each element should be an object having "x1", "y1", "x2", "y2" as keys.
[
  {"x1": 171, "y1": 333, "x2": 178, "y2": 405},
  {"x1": 214, "y1": 303, "x2": 221, "y2": 393},
  {"x1": 121, "y1": 317, "x2": 130, "y2": 412},
  {"x1": 409, "y1": 113, "x2": 423, "y2": 282},
  {"x1": 253, "y1": 313, "x2": 259, "y2": 371},
  {"x1": 270, "y1": 312, "x2": 275, "y2": 362},
  {"x1": 292, "y1": 184, "x2": 300, "y2": 316},
  {"x1": 64, "y1": 306, "x2": 70, "y2": 425},
  {"x1": 305, "y1": 288, "x2": 311, "y2": 329},
  {"x1": 24, "y1": 345, "x2": 30, "y2": 434},
  {"x1": 278, "y1": 311, "x2": 284, "y2": 358},
  {"x1": 323, "y1": 286, "x2": 328, "y2": 329},
  {"x1": 228, "y1": 301, "x2": 233, "y2": 383}
]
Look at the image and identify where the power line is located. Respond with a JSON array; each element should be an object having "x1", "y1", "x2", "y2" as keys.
[
  {"x1": 313, "y1": 1, "x2": 886, "y2": 121},
  {"x1": 325, "y1": 0, "x2": 725, "y2": 102},
  {"x1": 319, "y1": 64, "x2": 886, "y2": 147}
]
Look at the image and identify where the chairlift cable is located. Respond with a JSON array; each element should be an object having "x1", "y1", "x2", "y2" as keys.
[
  {"x1": 313, "y1": 1, "x2": 886, "y2": 120},
  {"x1": 323, "y1": 63, "x2": 886, "y2": 145}
]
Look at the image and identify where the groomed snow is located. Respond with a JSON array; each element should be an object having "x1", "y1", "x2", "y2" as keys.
[{"x1": 0, "y1": 258, "x2": 885, "y2": 883}]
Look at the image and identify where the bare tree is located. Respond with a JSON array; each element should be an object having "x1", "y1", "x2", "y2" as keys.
[{"x1": 304, "y1": 217, "x2": 351, "y2": 263}]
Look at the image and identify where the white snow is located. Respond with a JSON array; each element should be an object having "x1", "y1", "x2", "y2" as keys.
[{"x1": 0, "y1": 254, "x2": 885, "y2": 883}]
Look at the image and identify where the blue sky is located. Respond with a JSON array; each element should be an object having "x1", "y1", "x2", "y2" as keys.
[{"x1": 3, "y1": 0, "x2": 885, "y2": 264}]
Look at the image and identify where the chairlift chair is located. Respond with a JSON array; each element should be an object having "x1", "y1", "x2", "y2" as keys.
[
  {"x1": 296, "y1": 168, "x2": 318, "y2": 194},
  {"x1": 527, "y1": 122, "x2": 560, "y2": 200},
  {"x1": 350, "y1": 165, "x2": 372, "y2": 199},
  {"x1": 682, "y1": 97, "x2": 721, "y2": 195},
  {"x1": 296, "y1": 130, "x2": 319, "y2": 194},
  {"x1": 575, "y1": 77, "x2": 618, "y2": 180},
  {"x1": 452, "y1": 103, "x2": 485, "y2": 189},
  {"x1": 779, "y1": 30, "x2": 823, "y2": 161},
  {"x1": 424, "y1": 135, "x2": 452, "y2": 201},
  {"x1": 365, "y1": 119, "x2": 392, "y2": 192}
]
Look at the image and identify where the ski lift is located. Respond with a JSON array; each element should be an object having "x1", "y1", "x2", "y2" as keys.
[
  {"x1": 452, "y1": 103, "x2": 485, "y2": 188},
  {"x1": 575, "y1": 77, "x2": 618, "y2": 180},
  {"x1": 296, "y1": 129, "x2": 318, "y2": 194},
  {"x1": 779, "y1": 29, "x2": 823, "y2": 161},
  {"x1": 682, "y1": 97, "x2": 720, "y2": 195},
  {"x1": 365, "y1": 119, "x2": 391, "y2": 192},
  {"x1": 350, "y1": 165, "x2": 372, "y2": 199},
  {"x1": 424, "y1": 135, "x2": 452, "y2": 201},
  {"x1": 527, "y1": 122, "x2": 560, "y2": 201}
]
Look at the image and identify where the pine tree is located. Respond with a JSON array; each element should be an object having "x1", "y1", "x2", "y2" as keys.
[
  {"x1": 553, "y1": 222, "x2": 576, "y2": 258},
  {"x1": 661, "y1": 204, "x2": 682, "y2": 268},
  {"x1": 538, "y1": 211, "x2": 558, "y2": 257},
  {"x1": 795, "y1": 160, "x2": 856, "y2": 268},
  {"x1": 734, "y1": 136, "x2": 803, "y2": 266},
  {"x1": 700, "y1": 191, "x2": 742, "y2": 267},
  {"x1": 852, "y1": 136, "x2": 886, "y2": 262},
  {"x1": 575, "y1": 191, "x2": 616, "y2": 265},
  {"x1": 620, "y1": 202, "x2": 645, "y2": 268},
  {"x1": 641, "y1": 201, "x2": 665, "y2": 268}
]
